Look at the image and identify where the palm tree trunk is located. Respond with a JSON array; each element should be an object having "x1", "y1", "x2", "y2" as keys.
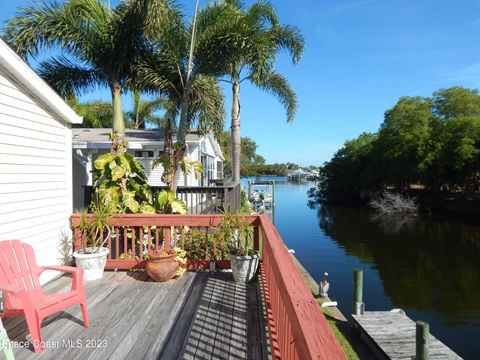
[
  {"x1": 171, "y1": 80, "x2": 192, "y2": 192},
  {"x1": 171, "y1": 0, "x2": 199, "y2": 192},
  {"x1": 135, "y1": 111, "x2": 141, "y2": 129},
  {"x1": 111, "y1": 82, "x2": 126, "y2": 154},
  {"x1": 161, "y1": 117, "x2": 175, "y2": 191},
  {"x1": 231, "y1": 81, "x2": 241, "y2": 182}
]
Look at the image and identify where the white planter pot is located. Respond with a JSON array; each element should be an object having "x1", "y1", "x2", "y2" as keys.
[
  {"x1": 229, "y1": 252, "x2": 259, "y2": 283},
  {"x1": 73, "y1": 247, "x2": 109, "y2": 281}
]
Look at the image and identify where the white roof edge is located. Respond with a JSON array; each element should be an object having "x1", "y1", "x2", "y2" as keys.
[
  {"x1": 71, "y1": 140, "x2": 201, "y2": 149},
  {"x1": 208, "y1": 133, "x2": 225, "y2": 161},
  {"x1": 0, "y1": 38, "x2": 83, "y2": 125}
]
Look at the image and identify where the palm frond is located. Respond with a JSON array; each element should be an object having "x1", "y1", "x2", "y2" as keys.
[
  {"x1": 245, "y1": 0, "x2": 279, "y2": 28},
  {"x1": 194, "y1": 0, "x2": 245, "y2": 77},
  {"x1": 117, "y1": 0, "x2": 184, "y2": 41},
  {"x1": 133, "y1": 53, "x2": 183, "y2": 98},
  {"x1": 3, "y1": 0, "x2": 83, "y2": 58},
  {"x1": 126, "y1": 91, "x2": 169, "y2": 129},
  {"x1": 189, "y1": 74, "x2": 225, "y2": 135},
  {"x1": 67, "y1": 96, "x2": 113, "y2": 128},
  {"x1": 251, "y1": 71, "x2": 297, "y2": 122},
  {"x1": 38, "y1": 55, "x2": 106, "y2": 97},
  {"x1": 273, "y1": 24, "x2": 305, "y2": 64}
]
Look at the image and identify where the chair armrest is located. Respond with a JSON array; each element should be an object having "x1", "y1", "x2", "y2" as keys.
[
  {"x1": 0, "y1": 283, "x2": 21, "y2": 293},
  {"x1": 39, "y1": 266, "x2": 85, "y2": 292},
  {"x1": 39, "y1": 265, "x2": 81, "y2": 274}
]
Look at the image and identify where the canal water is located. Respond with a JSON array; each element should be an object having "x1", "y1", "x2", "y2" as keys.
[{"x1": 242, "y1": 177, "x2": 480, "y2": 359}]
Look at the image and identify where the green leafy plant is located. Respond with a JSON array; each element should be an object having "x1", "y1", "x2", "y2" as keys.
[
  {"x1": 75, "y1": 201, "x2": 114, "y2": 254},
  {"x1": 155, "y1": 190, "x2": 187, "y2": 214},
  {"x1": 186, "y1": 229, "x2": 224, "y2": 261},
  {"x1": 218, "y1": 212, "x2": 256, "y2": 256},
  {"x1": 93, "y1": 152, "x2": 155, "y2": 214},
  {"x1": 240, "y1": 189, "x2": 253, "y2": 213}
]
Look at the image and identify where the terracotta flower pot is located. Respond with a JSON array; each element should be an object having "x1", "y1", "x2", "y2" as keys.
[{"x1": 145, "y1": 253, "x2": 179, "y2": 282}]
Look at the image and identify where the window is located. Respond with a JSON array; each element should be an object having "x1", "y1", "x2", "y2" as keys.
[
  {"x1": 217, "y1": 161, "x2": 223, "y2": 179},
  {"x1": 134, "y1": 151, "x2": 154, "y2": 158},
  {"x1": 200, "y1": 155, "x2": 216, "y2": 186},
  {"x1": 208, "y1": 157, "x2": 215, "y2": 183},
  {"x1": 200, "y1": 155, "x2": 207, "y2": 186}
]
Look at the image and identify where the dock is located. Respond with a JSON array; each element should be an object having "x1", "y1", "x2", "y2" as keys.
[{"x1": 352, "y1": 311, "x2": 462, "y2": 359}]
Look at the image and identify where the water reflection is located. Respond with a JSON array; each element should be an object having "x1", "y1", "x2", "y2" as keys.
[
  {"x1": 318, "y1": 205, "x2": 480, "y2": 327},
  {"x1": 241, "y1": 177, "x2": 480, "y2": 357}
]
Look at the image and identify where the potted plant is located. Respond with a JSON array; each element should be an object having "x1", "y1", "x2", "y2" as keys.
[
  {"x1": 220, "y1": 213, "x2": 259, "y2": 283},
  {"x1": 145, "y1": 246, "x2": 187, "y2": 282},
  {"x1": 73, "y1": 201, "x2": 113, "y2": 281}
]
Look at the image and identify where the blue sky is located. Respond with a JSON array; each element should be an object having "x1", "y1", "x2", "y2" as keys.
[{"x1": 2, "y1": 0, "x2": 480, "y2": 165}]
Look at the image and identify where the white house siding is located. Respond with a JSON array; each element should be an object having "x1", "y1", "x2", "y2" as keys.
[
  {"x1": 134, "y1": 153, "x2": 166, "y2": 186},
  {"x1": 0, "y1": 73, "x2": 72, "y2": 283},
  {"x1": 135, "y1": 157, "x2": 190, "y2": 187}
]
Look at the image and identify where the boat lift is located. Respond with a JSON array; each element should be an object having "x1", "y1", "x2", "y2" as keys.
[{"x1": 247, "y1": 181, "x2": 275, "y2": 223}]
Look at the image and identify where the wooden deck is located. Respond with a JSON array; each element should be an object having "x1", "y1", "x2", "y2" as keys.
[
  {"x1": 352, "y1": 311, "x2": 462, "y2": 359},
  {"x1": 4, "y1": 271, "x2": 270, "y2": 360}
]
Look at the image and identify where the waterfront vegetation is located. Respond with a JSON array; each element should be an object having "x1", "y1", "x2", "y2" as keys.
[
  {"x1": 311, "y1": 86, "x2": 480, "y2": 208},
  {"x1": 218, "y1": 131, "x2": 317, "y2": 176},
  {"x1": 319, "y1": 302, "x2": 360, "y2": 360}
]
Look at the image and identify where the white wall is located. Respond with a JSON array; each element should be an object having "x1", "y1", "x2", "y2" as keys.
[{"x1": 0, "y1": 73, "x2": 73, "y2": 283}]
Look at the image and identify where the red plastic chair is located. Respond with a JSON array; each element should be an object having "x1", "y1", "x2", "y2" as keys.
[{"x1": 0, "y1": 240, "x2": 89, "y2": 352}]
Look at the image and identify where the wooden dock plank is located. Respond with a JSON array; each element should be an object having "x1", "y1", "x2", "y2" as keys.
[
  {"x1": 352, "y1": 311, "x2": 462, "y2": 360},
  {"x1": 136, "y1": 273, "x2": 198, "y2": 360},
  {"x1": 229, "y1": 279, "x2": 248, "y2": 360},
  {"x1": 214, "y1": 273, "x2": 238, "y2": 360},
  {"x1": 155, "y1": 273, "x2": 209, "y2": 360},
  {"x1": 5, "y1": 271, "x2": 269, "y2": 360},
  {"x1": 195, "y1": 272, "x2": 229, "y2": 359}
]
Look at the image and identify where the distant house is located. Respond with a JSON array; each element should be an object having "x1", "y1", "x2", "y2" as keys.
[
  {"x1": 0, "y1": 39, "x2": 83, "y2": 282},
  {"x1": 72, "y1": 128, "x2": 224, "y2": 210}
]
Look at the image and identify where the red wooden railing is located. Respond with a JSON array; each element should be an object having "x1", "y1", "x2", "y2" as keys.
[
  {"x1": 259, "y1": 215, "x2": 346, "y2": 360},
  {"x1": 70, "y1": 214, "x2": 346, "y2": 359},
  {"x1": 71, "y1": 214, "x2": 260, "y2": 270}
]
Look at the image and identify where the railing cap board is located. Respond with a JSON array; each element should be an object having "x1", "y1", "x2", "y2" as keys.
[
  {"x1": 259, "y1": 215, "x2": 347, "y2": 360},
  {"x1": 71, "y1": 214, "x2": 260, "y2": 227}
]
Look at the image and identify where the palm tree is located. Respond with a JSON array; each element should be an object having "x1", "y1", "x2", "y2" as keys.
[
  {"x1": 3, "y1": 0, "x2": 179, "y2": 154},
  {"x1": 135, "y1": 49, "x2": 226, "y2": 189},
  {"x1": 66, "y1": 96, "x2": 114, "y2": 128},
  {"x1": 134, "y1": 0, "x2": 241, "y2": 190},
  {"x1": 128, "y1": 90, "x2": 167, "y2": 129},
  {"x1": 223, "y1": 0, "x2": 305, "y2": 181}
]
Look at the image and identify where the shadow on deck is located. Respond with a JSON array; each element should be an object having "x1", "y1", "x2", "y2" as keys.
[{"x1": 4, "y1": 271, "x2": 270, "y2": 360}]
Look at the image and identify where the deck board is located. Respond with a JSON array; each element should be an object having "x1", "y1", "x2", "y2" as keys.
[
  {"x1": 352, "y1": 311, "x2": 462, "y2": 360},
  {"x1": 4, "y1": 271, "x2": 269, "y2": 360}
]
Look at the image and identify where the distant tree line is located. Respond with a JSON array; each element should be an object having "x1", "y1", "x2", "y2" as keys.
[
  {"x1": 217, "y1": 132, "x2": 307, "y2": 177},
  {"x1": 313, "y1": 86, "x2": 480, "y2": 204}
]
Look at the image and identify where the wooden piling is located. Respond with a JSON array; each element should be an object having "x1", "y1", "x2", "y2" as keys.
[
  {"x1": 353, "y1": 269, "x2": 364, "y2": 315},
  {"x1": 416, "y1": 321, "x2": 429, "y2": 360}
]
